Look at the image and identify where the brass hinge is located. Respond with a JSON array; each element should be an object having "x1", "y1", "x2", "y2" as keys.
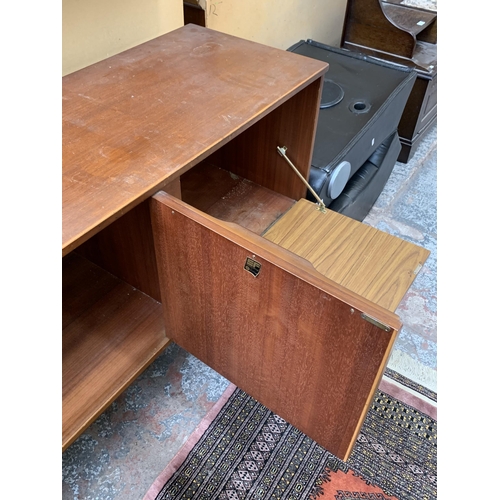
[{"x1": 361, "y1": 313, "x2": 391, "y2": 332}]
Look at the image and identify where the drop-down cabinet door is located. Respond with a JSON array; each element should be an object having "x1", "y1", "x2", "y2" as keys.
[{"x1": 150, "y1": 191, "x2": 429, "y2": 461}]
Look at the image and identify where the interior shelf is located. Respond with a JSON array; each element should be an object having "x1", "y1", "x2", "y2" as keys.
[
  {"x1": 180, "y1": 161, "x2": 296, "y2": 236},
  {"x1": 62, "y1": 253, "x2": 170, "y2": 451}
]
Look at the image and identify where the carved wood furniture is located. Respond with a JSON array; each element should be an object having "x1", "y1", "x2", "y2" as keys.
[
  {"x1": 62, "y1": 25, "x2": 429, "y2": 460},
  {"x1": 341, "y1": 0, "x2": 437, "y2": 162}
]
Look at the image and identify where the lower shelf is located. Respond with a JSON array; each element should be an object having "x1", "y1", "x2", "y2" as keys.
[{"x1": 62, "y1": 253, "x2": 169, "y2": 451}]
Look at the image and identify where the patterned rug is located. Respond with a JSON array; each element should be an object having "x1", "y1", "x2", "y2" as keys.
[{"x1": 144, "y1": 371, "x2": 437, "y2": 500}]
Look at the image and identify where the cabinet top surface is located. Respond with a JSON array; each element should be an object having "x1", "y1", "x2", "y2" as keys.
[{"x1": 62, "y1": 24, "x2": 328, "y2": 255}]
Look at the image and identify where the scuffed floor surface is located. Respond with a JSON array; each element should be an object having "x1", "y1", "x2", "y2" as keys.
[
  {"x1": 62, "y1": 124, "x2": 437, "y2": 499},
  {"x1": 364, "y1": 127, "x2": 437, "y2": 390},
  {"x1": 62, "y1": 344, "x2": 230, "y2": 499}
]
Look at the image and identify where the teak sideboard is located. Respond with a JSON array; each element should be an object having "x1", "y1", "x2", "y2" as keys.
[{"x1": 62, "y1": 25, "x2": 429, "y2": 461}]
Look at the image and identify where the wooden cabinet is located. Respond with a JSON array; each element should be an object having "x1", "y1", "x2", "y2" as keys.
[{"x1": 62, "y1": 25, "x2": 429, "y2": 459}]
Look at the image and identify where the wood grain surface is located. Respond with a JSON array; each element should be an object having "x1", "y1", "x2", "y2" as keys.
[
  {"x1": 62, "y1": 24, "x2": 328, "y2": 255},
  {"x1": 381, "y1": 3, "x2": 436, "y2": 37},
  {"x1": 77, "y1": 199, "x2": 162, "y2": 300},
  {"x1": 263, "y1": 199, "x2": 429, "y2": 312},
  {"x1": 150, "y1": 191, "x2": 401, "y2": 460},
  {"x1": 181, "y1": 162, "x2": 296, "y2": 235},
  {"x1": 342, "y1": 0, "x2": 417, "y2": 59},
  {"x1": 77, "y1": 178, "x2": 181, "y2": 301},
  {"x1": 382, "y1": 0, "x2": 437, "y2": 43},
  {"x1": 213, "y1": 78, "x2": 323, "y2": 201},
  {"x1": 62, "y1": 253, "x2": 169, "y2": 451}
]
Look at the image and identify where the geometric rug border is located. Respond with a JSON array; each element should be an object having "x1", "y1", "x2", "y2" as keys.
[
  {"x1": 385, "y1": 367, "x2": 437, "y2": 402},
  {"x1": 143, "y1": 367, "x2": 437, "y2": 500}
]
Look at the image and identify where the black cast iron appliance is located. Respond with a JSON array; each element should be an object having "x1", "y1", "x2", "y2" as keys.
[{"x1": 287, "y1": 40, "x2": 417, "y2": 221}]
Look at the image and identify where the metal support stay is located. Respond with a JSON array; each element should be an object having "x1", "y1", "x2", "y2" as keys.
[{"x1": 277, "y1": 146, "x2": 326, "y2": 213}]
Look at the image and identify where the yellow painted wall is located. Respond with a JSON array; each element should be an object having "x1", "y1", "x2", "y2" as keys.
[
  {"x1": 198, "y1": 0, "x2": 347, "y2": 50},
  {"x1": 62, "y1": 0, "x2": 184, "y2": 76},
  {"x1": 63, "y1": 0, "x2": 347, "y2": 75}
]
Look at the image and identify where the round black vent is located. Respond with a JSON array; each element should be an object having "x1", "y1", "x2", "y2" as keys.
[
  {"x1": 348, "y1": 99, "x2": 371, "y2": 114},
  {"x1": 320, "y1": 80, "x2": 344, "y2": 109}
]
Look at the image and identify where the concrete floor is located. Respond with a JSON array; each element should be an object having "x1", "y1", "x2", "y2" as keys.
[
  {"x1": 62, "y1": 124, "x2": 437, "y2": 500},
  {"x1": 365, "y1": 128, "x2": 437, "y2": 392}
]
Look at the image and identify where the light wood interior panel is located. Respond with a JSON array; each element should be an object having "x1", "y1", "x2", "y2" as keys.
[
  {"x1": 77, "y1": 178, "x2": 181, "y2": 301},
  {"x1": 206, "y1": 77, "x2": 323, "y2": 201},
  {"x1": 150, "y1": 191, "x2": 400, "y2": 460},
  {"x1": 77, "y1": 199, "x2": 162, "y2": 301},
  {"x1": 263, "y1": 199, "x2": 429, "y2": 312},
  {"x1": 62, "y1": 253, "x2": 169, "y2": 451}
]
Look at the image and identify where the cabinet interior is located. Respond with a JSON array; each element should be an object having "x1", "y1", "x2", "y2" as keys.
[
  {"x1": 62, "y1": 251, "x2": 168, "y2": 451},
  {"x1": 180, "y1": 161, "x2": 296, "y2": 236}
]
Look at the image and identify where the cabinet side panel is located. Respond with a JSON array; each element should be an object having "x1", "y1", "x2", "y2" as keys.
[
  {"x1": 214, "y1": 78, "x2": 323, "y2": 200},
  {"x1": 150, "y1": 194, "x2": 397, "y2": 460},
  {"x1": 77, "y1": 199, "x2": 162, "y2": 301}
]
